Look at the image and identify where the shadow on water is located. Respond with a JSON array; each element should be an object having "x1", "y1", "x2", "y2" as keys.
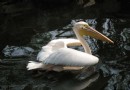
[{"x1": 0, "y1": 2, "x2": 130, "y2": 90}]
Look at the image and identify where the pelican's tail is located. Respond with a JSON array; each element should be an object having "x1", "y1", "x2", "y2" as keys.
[{"x1": 27, "y1": 61, "x2": 44, "y2": 70}]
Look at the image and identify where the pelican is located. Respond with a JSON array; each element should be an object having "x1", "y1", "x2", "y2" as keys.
[{"x1": 27, "y1": 21, "x2": 113, "y2": 72}]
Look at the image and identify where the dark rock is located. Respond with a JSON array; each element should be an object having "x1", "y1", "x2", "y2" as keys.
[{"x1": 2, "y1": 45, "x2": 34, "y2": 58}]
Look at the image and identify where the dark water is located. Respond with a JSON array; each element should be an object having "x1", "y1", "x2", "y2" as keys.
[{"x1": 0, "y1": 4, "x2": 130, "y2": 90}]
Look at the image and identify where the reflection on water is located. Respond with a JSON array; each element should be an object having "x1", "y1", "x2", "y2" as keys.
[
  {"x1": 1, "y1": 18, "x2": 130, "y2": 90},
  {"x1": 50, "y1": 73, "x2": 99, "y2": 90}
]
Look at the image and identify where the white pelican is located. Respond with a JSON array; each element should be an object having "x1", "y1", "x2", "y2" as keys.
[{"x1": 27, "y1": 21, "x2": 113, "y2": 72}]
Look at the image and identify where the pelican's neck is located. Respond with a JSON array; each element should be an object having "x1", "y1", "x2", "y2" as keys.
[{"x1": 73, "y1": 28, "x2": 92, "y2": 54}]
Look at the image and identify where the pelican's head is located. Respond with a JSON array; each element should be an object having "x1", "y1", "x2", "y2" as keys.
[{"x1": 73, "y1": 21, "x2": 114, "y2": 43}]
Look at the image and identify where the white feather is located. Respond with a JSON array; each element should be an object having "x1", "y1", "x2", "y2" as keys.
[
  {"x1": 27, "y1": 61, "x2": 44, "y2": 70},
  {"x1": 37, "y1": 38, "x2": 81, "y2": 62},
  {"x1": 44, "y1": 48, "x2": 99, "y2": 66},
  {"x1": 27, "y1": 38, "x2": 82, "y2": 70}
]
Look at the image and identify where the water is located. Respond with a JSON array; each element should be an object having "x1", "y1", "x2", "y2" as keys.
[{"x1": 0, "y1": 5, "x2": 130, "y2": 90}]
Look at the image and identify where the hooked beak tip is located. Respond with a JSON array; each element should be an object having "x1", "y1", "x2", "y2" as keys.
[{"x1": 110, "y1": 40, "x2": 114, "y2": 44}]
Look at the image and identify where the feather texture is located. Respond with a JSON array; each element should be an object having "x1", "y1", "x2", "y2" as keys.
[
  {"x1": 37, "y1": 38, "x2": 81, "y2": 62},
  {"x1": 44, "y1": 48, "x2": 99, "y2": 66}
]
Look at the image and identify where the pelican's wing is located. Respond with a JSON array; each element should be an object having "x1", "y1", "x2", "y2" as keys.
[
  {"x1": 49, "y1": 38, "x2": 82, "y2": 47},
  {"x1": 37, "y1": 50, "x2": 52, "y2": 62},
  {"x1": 44, "y1": 48, "x2": 99, "y2": 66},
  {"x1": 38, "y1": 39, "x2": 82, "y2": 62},
  {"x1": 60, "y1": 38, "x2": 82, "y2": 46}
]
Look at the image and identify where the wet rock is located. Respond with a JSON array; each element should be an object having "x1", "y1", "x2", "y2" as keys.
[
  {"x1": 120, "y1": 28, "x2": 130, "y2": 53},
  {"x1": 29, "y1": 33, "x2": 51, "y2": 49},
  {"x1": 100, "y1": 64, "x2": 121, "y2": 77},
  {"x1": 124, "y1": 44, "x2": 130, "y2": 51},
  {"x1": 121, "y1": 28, "x2": 130, "y2": 43},
  {"x1": 32, "y1": 84, "x2": 50, "y2": 90},
  {"x1": 105, "y1": 74, "x2": 130, "y2": 90},
  {"x1": 2, "y1": 45, "x2": 34, "y2": 58}
]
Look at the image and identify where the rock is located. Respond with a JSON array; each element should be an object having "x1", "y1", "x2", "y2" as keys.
[{"x1": 2, "y1": 45, "x2": 34, "y2": 58}]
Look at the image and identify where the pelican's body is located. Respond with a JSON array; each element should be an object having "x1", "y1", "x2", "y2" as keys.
[
  {"x1": 27, "y1": 21, "x2": 113, "y2": 72},
  {"x1": 37, "y1": 38, "x2": 82, "y2": 62}
]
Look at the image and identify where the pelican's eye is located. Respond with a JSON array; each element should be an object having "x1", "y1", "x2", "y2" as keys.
[
  {"x1": 82, "y1": 24, "x2": 88, "y2": 29},
  {"x1": 83, "y1": 25, "x2": 86, "y2": 27}
]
